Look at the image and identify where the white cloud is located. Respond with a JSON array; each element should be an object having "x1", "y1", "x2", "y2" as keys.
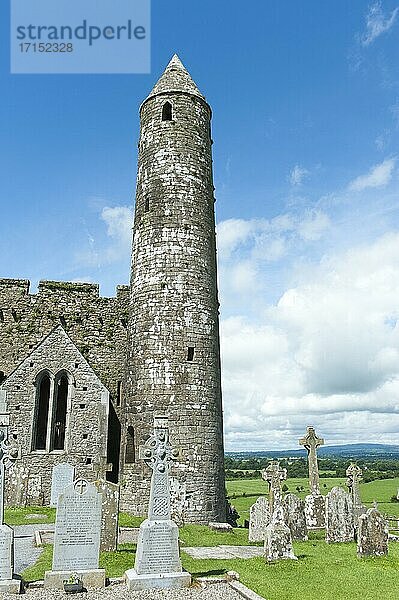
[
  {"x1": 101, "y1": 206, "x2": 133, "y2": 247},
  {"x1": 348, "y1": 157, "x2": 396, "y2": 191},
  {"x1": 221, "y1": 232, "x2": 399, "y2": 450},
  {"x1": 361, "y1": 2, "x2": 398, "y2": 46},
  {"x1": 289, "y1": 165, "x2": 309, "y2": 186}
]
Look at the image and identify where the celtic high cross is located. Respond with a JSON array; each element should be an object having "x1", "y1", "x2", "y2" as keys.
[
  {"x1": 0, "y1": 392, "x2": 18, "y2": 524},
  {"x1": 299, "y1": 426, "x2": 324, "y2": 496},
  {"x1": 261, "y1": 460, "x2": 287, "y2": 513},
  {"x1": 346, "y1": 463, "x2": 363, "y2": 511},
  {"x1": 139, "y1": 415, "x2": 181, "y2": 521}
]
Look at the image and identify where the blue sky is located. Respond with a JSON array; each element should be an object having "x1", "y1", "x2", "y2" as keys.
[{"x1": 1, "y1": 1, "x2": 399, "y2": 449}]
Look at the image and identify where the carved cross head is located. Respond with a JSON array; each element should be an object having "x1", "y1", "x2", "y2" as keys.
[
  {"x1": 346, "y1": 463, "x2": 362, "y2": 487},
  {"x1": 139, "y1": 415, "x2": 181, "y2": 473},
  {"x1": 261, "y1": 460, "x2": 287, "y2": 486},
  {"x1": 299, "y1": 426, "x2": 324, "y2": 452}
]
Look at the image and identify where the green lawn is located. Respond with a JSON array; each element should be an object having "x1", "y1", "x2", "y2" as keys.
[{"x1": 18, "y1": 476, "x2": 399, "y2": 599}]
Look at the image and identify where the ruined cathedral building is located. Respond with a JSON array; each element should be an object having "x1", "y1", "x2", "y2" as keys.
[{"x1": 0, "y1": 56, "x2": 226, "y2": 523}]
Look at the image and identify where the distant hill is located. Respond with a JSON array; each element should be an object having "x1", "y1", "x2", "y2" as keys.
[{"x1": 226, "y1": 443, "x2": 399, "y2": 460}]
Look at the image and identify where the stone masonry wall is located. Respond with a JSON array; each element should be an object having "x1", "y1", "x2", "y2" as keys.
[
  {"x1": 122, "y1": 83, "x2": 226, "y2": 523},
  {"x1": 1, "y1": 326, "x2": 109, "y2": 504},
  {"x1": 0, "y1": 279, "x2": 129, "y2": 415}
]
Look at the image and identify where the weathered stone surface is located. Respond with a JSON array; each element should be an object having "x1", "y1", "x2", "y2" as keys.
[
  {"x1": 125, "y1": 416, "x2": 190, "y2": 590},
  {"x1": 346, "y1": 463, "x2": 367, "y2": 527},
  {"x1": 264, "y1": 507, "x2": 297, "y2": 561},
  {"x1": 357, "y1": 508, "x2": 389, "y2": 557},
  {"x1": 95, "y1": 479, "x2": 119, "y2": 552},
  {"x1": 51, "y1": 479, "x2": 102, "y2": 571},
  {"x1": 50, "y1": 464, "x2": 75, "y2": 508},
  {"x1": 325, "y1": 487, "x2": 354, "y2": 543},
  {"x1": 304, "y1": 494, "x2": 326, "y2": 529},
  {"x1": 5, "y1": 464, "x2": 28, "y2": 507},
  {"x1": 261, "y1": 460, "x2": 287, "y2": 513},
  {"x1": 1, "y1": 327, "x2": 111, "y2": 507},
  {"x1": 0, "y1": 578, "x2": 21, "y2": 594},
  {"x1": 0, "y1": 525, "x2": 13, "y2": 580},
  {"x1": 249, "y1": 497, "x2": 270, "y2": 542},
  {"x1": 283, "y1": 493, "x2": 308, "y2": 541},
  {"x1": 299, "y1": 426, "x2": 324, "y2": 496},
  {"x1": 122, "y1": 54, "x2": 226, "y2": 525}
]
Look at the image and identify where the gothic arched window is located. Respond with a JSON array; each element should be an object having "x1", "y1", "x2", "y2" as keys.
[
  {"x1": 162, "y1": 101, "x2": 173, "y2": 121},
  {"x1": 51, "y1": 372, "x2": 68, "y2": 451},
  {"x1": 32, "y1": 370, "x2": 70, "y2": 452},
  {"x1": 33, "y1": 372, "x2": 51, "y2": 450}
]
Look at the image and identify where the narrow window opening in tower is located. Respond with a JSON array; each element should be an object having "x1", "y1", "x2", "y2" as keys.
[
  {"x1": 0, "y1": 371, "x2": 5, "y2": 384},
  {"x1": 51, "y1": 373, "x2": 68, "y2": 451},
  {"x1": 33, "y1": 373, "x2": 51, "y2": 450},
  {"x1": 162, "y1": 101, "x2": 173, "y2": 121},
  {"x1": 125, "y1": 426, "x2": 136, "y2": 463},
  {"x1": 59, "y1": 315, "x2": 67, "y2": 329},
  {"x1": 0, "y1": 309, "x2": 4, "y2": 322},
  {"x1": 117, "y1": 381, "x2": 122, "y2": 407},
  {"x1": 145, "y1": 198, "x2": 150, "y2": 212},
  {"x1": 187, "y1": 347, "x2": 195, "y2": 362}
]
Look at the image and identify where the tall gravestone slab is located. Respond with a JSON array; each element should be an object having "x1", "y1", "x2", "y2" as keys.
[
  {"x1": 249, "y1": 497, "x2": 270, "y2": 542},
  {"x1": 264, "y1": 506, "x2": 297, "y2": 562},
  {"x1": 50, "y1": 464, "x2": 75, "y2": 507},
  {"x1": 95, "y1": 479, "x2": 119, "y2": 552},
  {"x1": 357, "y1": 508, "x2": 389, "y2": 557},
  {"x1": 304, "y1": 494, "x2": 325, "y2": 529},
  {"x1": 283, "y1": 493, "x2": 308, "y2": 541},
  {"x1": 325, "y1": 487, "x2": 354, "y2": 543},
  {"x1": 0, "y1": 524, "x2": 20, "y2": 594},
  {"x1": 44, "y1": 479, "x2": 105, "y2": 590},
  {"x1": 125, "y1": 416, "x2": 191, "y2": 590}
]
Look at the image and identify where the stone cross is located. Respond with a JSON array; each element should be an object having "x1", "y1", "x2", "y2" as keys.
[
  {"x1": 0, "y1": 394, "x2": 17, "y2": 524},
  {"x1": 346, "y1": 463, "x2": 366, "y2": 525},
  {"x1": 261, "y1": 460, "x2": 287, "y2": 513},
  {"x1": 92, "y1": 456, "x2": 113, "y2": 481},
  {"x1": 125, "y1": 415, "x2": 191, "y2": 590},
  {"x1": 299, "y1": 426, "x2": 324, "y2": 496},
  {"x1": 139, "y1": 415, "x2": 181, "y2": 521}
]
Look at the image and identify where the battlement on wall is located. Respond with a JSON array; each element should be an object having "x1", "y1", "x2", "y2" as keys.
[{"x1": 0, "y1": 278, "x2": 129, "y2": 300}]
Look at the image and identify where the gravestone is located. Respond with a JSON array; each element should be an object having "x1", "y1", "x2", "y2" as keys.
[
  {"x1": 299, "y1": 426, "x2": 325, "y2": 528},
  {"x1": 0, "y1": 391, "x2": 21, "y2": 594},
  {"x1": 261, "y1": 460, "x2": 287, "y2": 513},
  {"x1": 170, "y1": 477, "x2": 186, "y2": 527},
  {"x1": 325, "y1": 487, "x2": 354, "y2": 543},
  {"x1": 283, "y1": 493, "x2": 308, "y2": 541},
  {"x1": 6, "y1": 464, "x2": 28, "y2": 507},
  {"x1": 357, "y1": 508, "x2": 388, "y2": 557},
  {"x1": 44, "y1": 479, "x2": 105, "y2": 589},
  {"x1": 346, "y1": 463, "x2": 367, "y2": 526},
  {"x1": 50, "y1": 463, "x2": 75, "y2": 507},
  {"x1": 125, "y1": 415, "x2": 191, "y2": 590},
  {"x1": 264, "y1": 506, "x2": 297, "y2": 562},
  {"x1": 249, "y1": 497, "x2": 270, "y2": 542},
  {"x1": 95, "y1": 479, "x2": 119, "y2": 552}
]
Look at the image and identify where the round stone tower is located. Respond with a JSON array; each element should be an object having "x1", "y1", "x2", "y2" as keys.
[{"x1": 121, "y1": 55, "x2": 226, "y2": 524}]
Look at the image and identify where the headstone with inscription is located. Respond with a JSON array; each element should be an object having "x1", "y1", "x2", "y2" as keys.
[
  {"x1": 249, "y1": 497, "x2": 270, "y2": 542},
  {"x1": 95, "y1": 479, "x2": 119, "y2": 552},
  {"x1": 325, "y1": 486, "x2": 354, "y2": 543},
  {"x1": 44, "y1": 479, "x2": 105, "y2": 589},
  {"x1": 50, "y1": 463, "x2": 75, "y2": 507},
  {"x1": 0, "y1": 391, "x2": 21, "y2": 594},
  {"x1": 125, "y1": 415, "x2": 191, "y2": 590}
]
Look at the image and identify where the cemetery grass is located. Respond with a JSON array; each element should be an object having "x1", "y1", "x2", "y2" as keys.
[{"x1": 4, "y1": 508, "x2": 138, "y2": 527}]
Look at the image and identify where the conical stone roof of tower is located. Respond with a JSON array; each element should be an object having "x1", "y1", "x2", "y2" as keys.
[{"x1": 146, "y1": 54, "x2": 206, "y2": 101}]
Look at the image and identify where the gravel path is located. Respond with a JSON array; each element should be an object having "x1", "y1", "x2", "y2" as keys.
[
  {"x1": 13, "y1": 524, "x2": 54, "y2": 573},
  {"x1": 3, "y1": 582, "x2": 243, "y2": 600}
]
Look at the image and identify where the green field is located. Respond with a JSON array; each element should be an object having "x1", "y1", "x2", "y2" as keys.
[{"x1": 19, "y1": 476, "x2": 399, "y2": 599}]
